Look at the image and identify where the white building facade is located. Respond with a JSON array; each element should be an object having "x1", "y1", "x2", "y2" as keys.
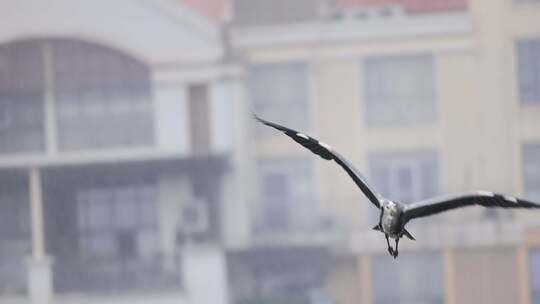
[{"x1": 0, "y1": 1, "x2": 251, "y2": 303}]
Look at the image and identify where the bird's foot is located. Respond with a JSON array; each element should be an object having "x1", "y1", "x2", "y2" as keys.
[
  {"x1": 393, "y1": 250, "x2": 399, "y2": 259},
  {"x1": 387, "y1": 247, "x2": 394, "y2": 256}
]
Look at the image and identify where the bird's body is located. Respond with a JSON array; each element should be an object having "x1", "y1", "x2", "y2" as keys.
[
  {"x1": 380, "y1": 201, "x2": 403, "y2": 239},
  {"x1": 255, "y1": 115, "x2": 540, "y2": 258}
]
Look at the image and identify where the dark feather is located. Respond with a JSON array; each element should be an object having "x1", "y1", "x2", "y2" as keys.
[
  {"x1": 254, "y1": 114, "x2": 381, "y2": 209},
  {"x1": 404, "y1": 192, "x2": 540, "y2": 221}
]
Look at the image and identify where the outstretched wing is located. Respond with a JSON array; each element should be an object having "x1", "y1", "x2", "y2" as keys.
[
  {"x1": 404, "y1": 191, "x2": 540, "y2": 221},
  {"x1": 255, "y1": 115, "x2": 382, "y2": 209}
]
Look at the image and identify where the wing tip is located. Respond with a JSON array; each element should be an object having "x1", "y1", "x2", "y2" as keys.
[{"x1": 252, "y1": 112, "x2": 263, "y2": 123}]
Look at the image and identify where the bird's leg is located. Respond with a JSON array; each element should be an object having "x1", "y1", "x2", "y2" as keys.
[
  {"x1": 385, "y1": 234, "x2": 394, "y2": 256},
  {"x1": 393, "y1": 238, "x2": 400, "y2": 259}
]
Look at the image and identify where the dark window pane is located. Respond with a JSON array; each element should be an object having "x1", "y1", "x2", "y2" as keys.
[
  {"x1": 75, "y1": 179, "x2": 158, "y2": 259},
  {"x1": 115, "y1": 201, "x2": 138, "y2": 231},
  {"x1": 517, "y1": 39, "x2": 540, "y2": 103},
  {"x1": 530, "y1": 248, "x2": 540, "y2": 304},
  {"x1": 0, "y1": 175, "x2": 31, "y2": 293},
  {"x1": 523, "y1": 143, "x2": 540, "y2": 201},
  {"x1": 117, "y1": 231, "x2": 136, "y2": 259},
  {"x1": 86, "y1": 198, "x2": 112, "y2": 231},
  {"x1": 139, "y1": 185, "x2": 158, "y2": 228},
  {"x1": 0, "y1": 40, "x2": 45, "y2": 154}
]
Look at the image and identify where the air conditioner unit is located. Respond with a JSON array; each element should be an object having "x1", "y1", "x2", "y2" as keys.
[{"x1": 180, "y1": 199, "x2": 209, "y2": 235}]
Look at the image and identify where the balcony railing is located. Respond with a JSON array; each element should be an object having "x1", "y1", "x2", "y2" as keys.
[
  {"x1": 53, "y1": 254, "x2": 182, "y2": 294},
  {"x1": 0, "y1": 256, "x2": 27, "y2": 295}
]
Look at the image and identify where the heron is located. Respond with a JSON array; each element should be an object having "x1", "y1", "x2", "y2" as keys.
[{"x1": 255, "y1": 115, "x2": 540, "y2": 258}]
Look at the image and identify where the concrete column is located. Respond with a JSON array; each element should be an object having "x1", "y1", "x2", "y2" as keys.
[
  {"x1": 42, "y1": 41, "x2": 58, "y2": 154},
  {"x1": 517, "y1": 246, "x2": 531, "y2": 304},
  {"x1": 182, "y1": 245, "x2": 229, "y2": 304},
  {"x1": 216, "y1": 77, "x2": 252, "y2": 249},
  {"x1": 151, "y1": 74, "x2": 190, "y2": 154},
  {"x1": 209, "y1": 80, "x2": 233, "y2": 153},
  {"x1": 158, "y1": 174, "x2": 190, "y2": 273},
  {"x1": 359, "y1": 255, "x2": 372, "y2": 304},
  {"x1": 443, "y1": 249, "x2": 456, "y2": 304},
  {"x1": 30, "y1": 168, "x2": 45, "y2": 260},
  {"x1": 27, "y1": 168, "x2": 53, "y2": 304}
]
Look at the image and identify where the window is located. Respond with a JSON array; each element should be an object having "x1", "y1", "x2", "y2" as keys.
[
  {"x1": 531, "y1": 248, "x2": 540, "y2": 304},
  {"x1": 256, "y1": 158, "x2": 317, "y2": 233},
  {"x1": 52, "y1": 39, "x2": 154, "y2": 150},
  {"x1": 364, "y1": 54, "x2": 437, "y2": 127},
  {"x1": 517, "y1": 39, "x2": 540, "y2": 104},
  {"x1": 250, "y1": 63, "x2": 310, "y2": 133},
  {"x1": 0, "y1": 178, "x2": 31, "y2": 294},
  {"x1": 0, "y1": 39, "x2": 154, "y2": 153},
  {"x1": 514, "y1": 0, "x2": 540, "y2": 4},
  {"x1": 523, "y1": 143, "x2": 540, "y2": 202},
  {"x1": 51, "y1": 174, "x2": 181, "y2": 293},
  {"x1": 76, "y1": 182, "x2": 159, "y2": 259},
  {"x1": 371, "y1": 252, "x2": 444, "y2": 304},
  {"x1": 0, "y1": 40, "x2": 45, "y2": 154},
  {"x1": 369, "y1": 151, "x2": 439, "y2": 204}
]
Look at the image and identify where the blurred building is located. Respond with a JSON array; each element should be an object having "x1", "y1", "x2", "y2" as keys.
[
  {"x1": 1, "y1": 1, "x2": 540, "y2": 304},
  {"x1": 228, "y1": 0, "x2": 540, "y2": 304},
  {"x1": 0, "y1": 0, "x2": 252, "y2": 303}
]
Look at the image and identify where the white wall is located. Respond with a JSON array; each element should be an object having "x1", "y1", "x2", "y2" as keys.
[
  {"x1": 210, "y1": 80, "x2": 235, "y2": 153},
  {"x1": 182, "y1": 246, "x2": 229, "y2": 304},
  {"x1": 0, "y1": 0, "x2": 222, "y2": 65},
  {"x1": 153, "y1": 83, "x2": 191, "y2": 154},
  {"x1": 214, "y1": 78, "x2": 254, "y2": 249}
]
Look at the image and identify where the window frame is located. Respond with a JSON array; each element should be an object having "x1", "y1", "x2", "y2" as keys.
[
  {"x1": 362, "y1": 53, "x2": 439, "y2": 128},
  {"x1": 250, "y1": 61, "x2": 312, "y2": 135},
  {"x1": 371, "y1": 251, "x2": 445, "y2": 304},
  {"x1": 368, "y1": 150, "x2": 440, "y2": 204},
  {"x1": 76, "y1": 181, "x2": 159, "y2": 260},
  {"x1": 52, "y1": 39, "x2": 154, "y2": 151},
  {"x1": 516, "y1": 38, "x2": 540, "y2": 104},
  {"x1": 523, "y1": 143, "x2": 540, "y2": 202},
  {"x1": 529, "y1": 247, "x2": 540, "y2": 304},
  {"x1": 256, "y1": 158, "x2": 319, "y2": 233}
]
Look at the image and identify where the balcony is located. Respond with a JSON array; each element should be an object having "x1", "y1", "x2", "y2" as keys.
[{"x1": 54, "y1": 254, "x2": 182, "y2": 294}]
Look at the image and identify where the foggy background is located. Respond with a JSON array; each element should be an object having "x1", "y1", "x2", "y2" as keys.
[{"x1": 0, "y1": 1, "x2": 539, "y2": 304}]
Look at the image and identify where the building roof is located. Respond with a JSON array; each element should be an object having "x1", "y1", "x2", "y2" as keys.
[
  {"x1": 232, "y1": 0, "x2": 320, "y2": 26},
  {"x1": 179, "y1": 0, "x2": 468, "y2": 24},
  {"x1": 182, "y1": 0, "x2": 468, "y2": 26},
  {"x1": 229, "y1": 0, "x2": 468, "y2": 27},
  {"x1": 335, "y1": 0, "x2": 468, "y2": 13}
]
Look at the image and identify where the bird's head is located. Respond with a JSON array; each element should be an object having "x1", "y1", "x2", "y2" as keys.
[{"x1": 383, "y1": 201, "x2": 399, "y2": 216}]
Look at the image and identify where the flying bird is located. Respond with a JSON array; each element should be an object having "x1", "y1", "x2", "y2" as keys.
[{"x1": 255, "y1": 115, "x2": 540, "y2": 258}]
